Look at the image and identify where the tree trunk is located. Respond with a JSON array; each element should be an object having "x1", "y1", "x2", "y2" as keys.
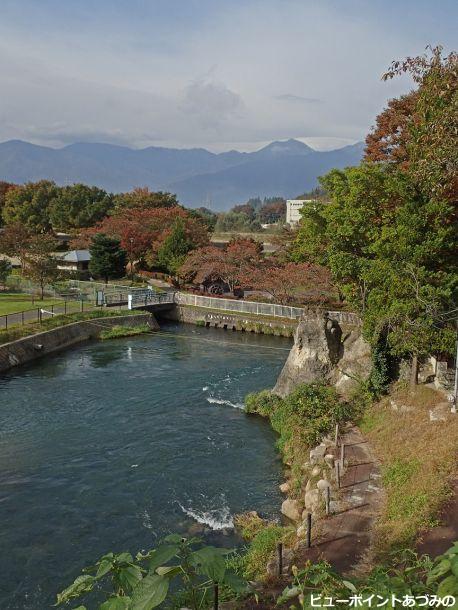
[
  {"x1": 40, "y1": 282, "x2": 44, "y2": 300},
  {"x1": 409, "y1": 354, "x2": 419, "y2": 390}
]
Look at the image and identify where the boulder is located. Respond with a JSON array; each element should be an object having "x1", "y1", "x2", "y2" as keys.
[
  {"x1": 317, "y1": 479, "x2": 331, "y2": 495},
  {"x1": 281, "y1": 498, "x2": 303, "y2": 522},
  {"x1": 304, "y1": 489, "x2": 320, "y2": 512},
  {"x1": 304, "y1": 479, "x2": 313, "y2": 492},
  {"x1": 311, "y1": 465, "x2": 321, "y2": 477},
  {"x1": 310, "y1": 444, "x2": 327, "y2": 464},
  {"x1": 324, "y1": 454, "x2": 335, "y2": 468},
  {"x1": 280, "y1": 481, "x2": 291, "y2": 493}
]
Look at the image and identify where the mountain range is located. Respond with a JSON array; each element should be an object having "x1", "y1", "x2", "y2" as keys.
[{"x1": 0, "y1": 138, "x2": 364, "y2": 210}]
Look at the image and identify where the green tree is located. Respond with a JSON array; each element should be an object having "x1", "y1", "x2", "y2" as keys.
[
  {"x1": 48, "y1": 184, "x2": 113, "y2": 230},
  {"x1": 113, "y1": 188, "x2": 179, "y2": 211},
  {"x1": 156, "y1": 218, "x2": 192, "y2": 275},
  {"x1": 2, "y1": 180, "x2": 58, "y2": 232},
  {"x1": 89, "y1": 233, "x2": 127, "y2": 283},
  {"x1": 0, "y1": 258, "x2": 12, "y2": 288},
  {"x1": 23, "y1": 234, "x2": 60, "y2": 299}
]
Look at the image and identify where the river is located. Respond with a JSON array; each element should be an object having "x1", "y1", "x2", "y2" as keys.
[{"x1": 0, "y1": 323, "x2": 291, "y2": 608}]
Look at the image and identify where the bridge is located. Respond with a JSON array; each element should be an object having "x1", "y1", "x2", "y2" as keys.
[
  {"x1": 127, "y1": 290, "x2": 360, "y2": 325},
  {"x1": 127, "y1": 289, "x2": 176, "y2": 310}
]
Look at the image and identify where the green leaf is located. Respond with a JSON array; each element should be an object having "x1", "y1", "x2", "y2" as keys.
[
  {"x1": 130, "y1": 574, "x2": 169, "y2": 610},
  {"x1": 342, "y1": 580, "x2": 357, "y2": 593},
  {"x1": 148, "y1": 544, "x2": 179, "y2": 572},
  {"x1": 96, "y1": 558, "x2": 114, "y2": 579},
  {"x1": 451, "y1": 556, "x2": 458, "y2": 578},
  {"x1": 116, "y1": 552, "x2": 134, "y2": 565},
  {"x1": 99, "y1": 597, "x2": 131, "y2": 610},
  {"x1": 437, "y1": 574, "x2": 458, "y2": 597},
  {"x1": 190, "y1": 546, "x2": 226, "y2": 583},
  {"x1": 55, "y1": 575, "x2": 95, "y2": 605},
  {"x1": 427, "y1": 559, "x2": 451, "y2": 584},
  {"x1": 155, "y1": 565, "x2": 182, "y2": 578},
  {"x1": 117, "y1": 565, "x2": 143, "y2": 591},
  {"x1": 163, "y1": 534, "x2": 183, "y2": 544},
  {"x1": 222, "y1": 570, "x2": 249, "y2": 594}
]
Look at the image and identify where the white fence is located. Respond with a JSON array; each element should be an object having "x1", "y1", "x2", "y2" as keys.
[{"x1": 175, "y1": 292, "x2": 304, "y2": 319}]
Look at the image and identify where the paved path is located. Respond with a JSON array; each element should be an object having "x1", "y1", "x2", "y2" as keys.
[
  {"x1": 295, "y1": 426, "x2": 383, "y2": 575},
  {"x1": 416, "y1": 477, "x2": 458, "y2": 558}
]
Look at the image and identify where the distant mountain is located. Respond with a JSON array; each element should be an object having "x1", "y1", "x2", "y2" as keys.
[{"x1": 0, "y1": 138, "x2": 364, "y2": 210}]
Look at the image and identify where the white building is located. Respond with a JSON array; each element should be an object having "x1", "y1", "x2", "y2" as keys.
[{"x1": 286, "y1": 199, "x2": 313, "y2": 225}]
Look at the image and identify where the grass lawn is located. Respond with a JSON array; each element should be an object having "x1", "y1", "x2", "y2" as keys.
[{"x1": 0, "y1": 292, "x2": 63, "y2": 315}]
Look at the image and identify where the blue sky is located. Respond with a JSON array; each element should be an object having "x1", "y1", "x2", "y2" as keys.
[{"x1": 0, "y1": 0, "x2": 456, "y2": 151}]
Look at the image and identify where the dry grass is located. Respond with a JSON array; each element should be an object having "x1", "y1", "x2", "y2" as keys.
[{"x1": 360, "y1": 383, "x2": 458, "y2": 556}]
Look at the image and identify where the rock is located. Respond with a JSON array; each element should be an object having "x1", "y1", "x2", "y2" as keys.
[
  {"x1": 324, "y1": 454, "x2": 335, "y2": 468},
  {"x1": 280, "y1": 481, "x2": 291, "y2": 493},
  {"x1": 273, "y1": 311, "x2": 371, "y2": 398},
  {"x1": 296, "y1": 524, "x2": 306, "y2": 538},
  {"x1": 305, "y1": 479, "x2": 313, "y2": 492},
  {"x1": 301, "y1": 509, "x2": 310, "y2": 520},
  {"x1": 304, "y1": 489, "x2": 320, "y2": 512},
  {"x1": 281, "y1": 498, "x2": 303, "y2": 522},
  {"x1": 266, "y1": 559, "x2": 277, "y2": 577},
  {"x1": 317, "y1": 479, "x2": 331, "y2": 496},
  {"x1": 310, "y1": 445, "x2": 327, "y2": 464},
  {"x1": 311, "y1": 465, "x2": 321, "y2": 477}
]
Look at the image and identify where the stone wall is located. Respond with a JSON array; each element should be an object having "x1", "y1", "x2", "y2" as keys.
[
  {"x1": 274, "y1": 310, "x2": 371, "y2": 397},
  {"x1": 158, "y1": 304, "x2": 297, "y2": 338},
  {"x1": 0, "y1": 313, "x2": 157, "y2": 373}
]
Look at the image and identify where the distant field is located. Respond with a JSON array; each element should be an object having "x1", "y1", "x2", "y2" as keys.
[{"x1": 0, "y1": 292, "x2": 63, "y2": 315}]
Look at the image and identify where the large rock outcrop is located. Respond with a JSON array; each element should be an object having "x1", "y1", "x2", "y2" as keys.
[{"x1": 273, "y1": 310, "x2": 371, "y2": 397}]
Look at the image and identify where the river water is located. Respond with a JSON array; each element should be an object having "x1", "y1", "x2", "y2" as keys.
[{"x1": 0, "y1": 323, "x2": 291, "y2": 608}]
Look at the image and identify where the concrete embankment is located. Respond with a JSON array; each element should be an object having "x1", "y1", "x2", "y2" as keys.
[
  {"x1": 158, "y1": 304, "x2": 297, "y2": 338},
  {"x1": 0, "y1": 313, "x2": 157, "y2": 373}
]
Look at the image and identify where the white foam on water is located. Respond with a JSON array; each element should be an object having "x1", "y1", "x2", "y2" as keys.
[
  {"x1": 141, "y1": 509, "x2": 152, "y2": 529},
  {"x1": 202, "y1": 386, "x2": 209, "y2": 391},
  {"x1": 177, "y1": 501, "x2": 234, "y2": 530},
  {"x1": 206, "y1": 396, "x2": 245, "y2": 410}
]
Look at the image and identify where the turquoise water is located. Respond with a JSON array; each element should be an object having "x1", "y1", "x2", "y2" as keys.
[{"x1": 0, "y1": 323, "x2": 291, "y2": 608}]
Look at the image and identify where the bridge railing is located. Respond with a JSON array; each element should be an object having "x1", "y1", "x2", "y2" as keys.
[
  {"x1": 174, "y1": 292, "x2": 304, "y2": 319},
  {"x1": 128, "y1": 289, "x2": 176, "y2": 309}
]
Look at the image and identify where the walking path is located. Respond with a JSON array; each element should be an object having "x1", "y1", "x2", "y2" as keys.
[{"x1": 295, "y1": 426, "x2": 383, "y2": 574}]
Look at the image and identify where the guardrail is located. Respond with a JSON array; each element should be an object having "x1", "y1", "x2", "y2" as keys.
[
  {"x1": 175, "y1": 292, "x2": 304, "y2": 319},
  {"x1": 0, "y1": 300, "x2": 94, "y2": 331},
  {"x1": 128, "y1": 290, "x2": 176, "y2": 309}
]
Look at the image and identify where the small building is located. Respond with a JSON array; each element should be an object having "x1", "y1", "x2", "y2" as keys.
[
  {"x1": 57, "y1": 250, "x2": 91, "y2": 273},
  {"x1": 286, "y1": 199, "x2": 313, "y2": 225}
]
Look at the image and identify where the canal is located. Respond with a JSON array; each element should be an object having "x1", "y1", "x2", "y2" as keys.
[{"x1": 0, "y1": 323, "x2": 291, "y2": 608}]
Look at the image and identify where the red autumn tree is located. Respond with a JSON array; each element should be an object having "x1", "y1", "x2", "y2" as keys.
[
  {"x1": 113, "y1": 188, "x2": 179, "y2": 210},
  {"x1": 0, "y1": 222, "x2": 32, "y2": 269},
  {"x1": 364, "y1": 92, "x2": 417, "y2": 169},
  {"x1": 72, "y1": 207, "x2": 209, "y2": 270},
  {"x1": 179, "y1": 237, "x2": 263, "y2": 292},
  {"x1": 243, "y1": 261, "x2": 332, "y2": 304}
]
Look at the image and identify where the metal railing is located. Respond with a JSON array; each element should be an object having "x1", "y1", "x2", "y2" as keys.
[
  {"x1": 174, "y1": 292, "x2": 304, "y2": 319},
  {"x1": 128, "y1": 290, "x2": 176, "y2": 309},
  {"x1": 0, "y1": 300, "x2": 94, "y2": 331}
]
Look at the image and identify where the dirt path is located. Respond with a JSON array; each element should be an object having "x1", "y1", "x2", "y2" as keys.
[{"x1": 295, "y1": 426, "x2": 383, "y2": 574}]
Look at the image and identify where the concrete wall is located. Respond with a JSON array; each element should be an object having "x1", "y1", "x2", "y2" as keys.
[
  {"x1": 158, "y1": 304, "x2": 297, "y2": 338},
  {"x1": 0, "y1": 313, "x2": 156, "y2": 374}
]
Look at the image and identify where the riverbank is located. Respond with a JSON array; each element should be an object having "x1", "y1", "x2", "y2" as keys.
[
  {"x1": 158, "y1": 304, "x2": 297, "y2": 338},
  {"x1": 0, "y1": 311, "x2": 156, "y2": 372}
]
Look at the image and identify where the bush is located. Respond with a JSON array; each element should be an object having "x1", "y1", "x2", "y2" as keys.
[{"x1": 239, "y1": 524, "x2": 295, "y2": 581}]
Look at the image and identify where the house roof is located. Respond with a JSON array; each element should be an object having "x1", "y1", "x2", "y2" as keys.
[{"x1": 61, "y1": 250, "x2": 91, "y2": 263}]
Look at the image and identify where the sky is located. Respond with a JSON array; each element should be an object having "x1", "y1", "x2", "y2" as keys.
[{"x1": 0, "y1": 0, "x2": 456, "y2": 152}]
